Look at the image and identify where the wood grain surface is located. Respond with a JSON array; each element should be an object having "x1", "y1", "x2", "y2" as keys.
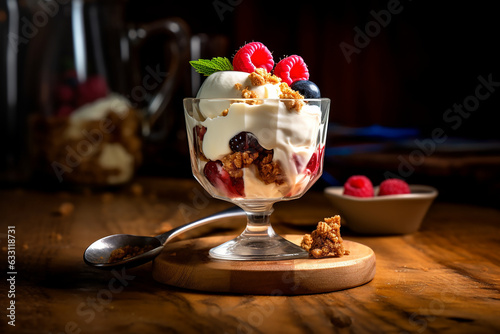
[
  {"x1": 153, "y1": 237, "x2": 376, "y2": 295},
  {"x1": 1, "y1": 177, "x2": 500, "y2": 334}
]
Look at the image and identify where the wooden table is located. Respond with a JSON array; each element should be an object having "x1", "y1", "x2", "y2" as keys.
[{"x1": 1, "y1": 177, "x2": 499, "y2": 333}]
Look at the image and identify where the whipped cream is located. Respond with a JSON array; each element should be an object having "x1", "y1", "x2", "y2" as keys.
[
  {"x1": 98, "y1": 143, "x2": 134, "y2": 184},
  {"x1": 65, "y1": 94, "x2": 132, "y2": 139},
  {"x1": 196, "y1": 71, "x2": 281, "y2": 119}
]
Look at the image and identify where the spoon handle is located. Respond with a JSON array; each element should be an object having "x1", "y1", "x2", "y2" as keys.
[{"x1": 155, "y1": 206, "x2": 246, "y2": 244}]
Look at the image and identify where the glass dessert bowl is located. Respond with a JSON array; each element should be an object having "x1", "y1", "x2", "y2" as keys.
[{"x1": 184, "y1": 97, "x2": 330, "y2": 260}]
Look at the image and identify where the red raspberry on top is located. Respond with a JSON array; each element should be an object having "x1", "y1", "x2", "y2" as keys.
[
  {"x1": 273, "y1": 55, "x2": 309, "y2": 86},
  {"x1": 233, "y1": 42, "x2": 274, "y2": 73},
  {"x1": 343, "y1": 175, "x2": 374, "y2": 197},
  {"x1": 378, "y1": 179, "x2": 410, "y2": 196}
]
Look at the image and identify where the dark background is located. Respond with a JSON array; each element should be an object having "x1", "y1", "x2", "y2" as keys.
[
  {"x1": 127, "y1": 0, "x2": 500, "y2": 205},
  {"x1": 127, "y1": 0, "x2": 500, "y2": 137}
]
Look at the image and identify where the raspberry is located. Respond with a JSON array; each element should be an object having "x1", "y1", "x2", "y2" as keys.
[
  {"x1": 56, "y1": 105, "x2": 74, "y2": 117},
  {"x1": 193, "y1": 125, "x2": 207, "y2": 159},
  {"x1": 55, "y1": 84, "x2": 75, "y2": 104},
  {"x1": 204, "y1": 160, "x2": 244, "y2": 198},
  {"x1": 378, "y1": 179, "x2": 410, "y2": 196},
  {"x1": 305, "y1": 146, "x2": 324, "y2": 175},
  {"x1": 343, "y1": 175, "x2": 374, "y2": 197},
  {"x1": 292, "y1": 153, "x2": 305, "y2": 173},
  {"x1": 76, "y1": 75, "x2": 109, "y2": 107},
  {"x1": 229, "y1": 131, "x2": 263, "y2": 153},
  {"x1": 233, "y1": 42, "x2": 274, "y2": 73},
  {"x1": 194, "y1": 125, "x2": 207, "y2": 140},
  {"x1": 273, "y1": 55, "x2": 309, "y2": 86},
  {"x1": 204, "y1": 160, "x2": 226, "y2": 187}
]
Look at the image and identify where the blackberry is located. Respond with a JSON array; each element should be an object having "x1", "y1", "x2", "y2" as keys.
[{"x1": 229, "y1": 131, "x2": 263, "y2": 153}]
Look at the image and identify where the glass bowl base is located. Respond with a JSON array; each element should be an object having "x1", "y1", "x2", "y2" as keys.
[{"x1": 209, "y1": 234, "x2": 308, "y2": 261}]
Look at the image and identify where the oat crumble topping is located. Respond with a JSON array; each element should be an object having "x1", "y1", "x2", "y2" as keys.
[
  {"x1": 249, "y1": 68, "x2": 281, "y2": 86},
  {"x1": 241, "y1": 88, "x2": 258, "y2": 99},
  {"x1": 279, "y1": 82, "x2": 304, "y2": 111},
  {"x1": 301, "y1": 216, "x2": 350, "y2": 258},
  {"x1": 228, "y1": 69, "x2": 305, "y2": 111},
  {"x1": 233, "y1": 83, "x2": 262, "y2": 106}
]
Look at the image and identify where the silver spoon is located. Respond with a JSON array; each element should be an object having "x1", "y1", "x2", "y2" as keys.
[{"x1": 83, "y1": 206, "x2": 245, "y2": 270}]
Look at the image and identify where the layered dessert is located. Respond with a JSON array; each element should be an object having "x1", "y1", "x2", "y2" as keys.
[
  {"x1": 185, "y1": 42, "x2": 326, "y2": 200},
  {"x1": 32, "y1": 73, "x2": 141, "y2": 186}
]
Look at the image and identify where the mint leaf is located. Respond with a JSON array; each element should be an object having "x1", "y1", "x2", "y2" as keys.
[{"x1": 190, "y1": 57, "x2": 233, "y2": 76}]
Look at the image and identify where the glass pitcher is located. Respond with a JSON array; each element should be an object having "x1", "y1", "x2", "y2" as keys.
[{"x1": 17, "y1": 0, "x2": 189, "y2": 188}]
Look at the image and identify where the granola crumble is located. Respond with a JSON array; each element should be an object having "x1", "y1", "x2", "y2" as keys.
[
  {"x1": 233, "y1": 83, "x2": 263, "y2": 106},
  {"x1": 301, "y1": 216, "x2": 350, "y2": 259},
  {"x1": 220, "y1": 148, "x2": 286, "y2": 186},
  {"x1": 249, "y1": 68, "x2": 281, "y2": 86},
  {"x1": 54, "y1": 202, "x2": 74, "y2": 216},
  {"x1": 222, "y1": 151, "x2": 259, "y2": 178},
  {"x1": 279, "y1": 82, "x2": 304, "y2": 111},
  {"x1": 241, "y1": 88, "x2": 258, "y2": 99},
  {"x1": 108, "y1": 244, "x2": 154, "y2": 263},
  {"x1": 258, "y1": 160, "x2": 285, "y2": 185},
  {"x1": 228, "y1": 69, "x2": 305, "y2": 112}
]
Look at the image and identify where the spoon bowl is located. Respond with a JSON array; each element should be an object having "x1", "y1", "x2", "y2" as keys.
[
  {"x1": 84, "y1": 234, "x2": 163, "y2": 269},
  {"x1": 83, "y1": 206, "x2": 245, "y2": 270}
]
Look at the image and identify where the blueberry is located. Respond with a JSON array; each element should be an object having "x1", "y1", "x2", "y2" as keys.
[
  {"x1": 291, "y1": 80, "x2": 321, "y2": 99},
  {"x1": 229, "y1": 131, "x2": 263, "y2": 153}
]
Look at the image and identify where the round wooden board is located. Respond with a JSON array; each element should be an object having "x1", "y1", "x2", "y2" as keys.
[{"x1": 152, "y1": 235, "x2": 376, "y2": 295}]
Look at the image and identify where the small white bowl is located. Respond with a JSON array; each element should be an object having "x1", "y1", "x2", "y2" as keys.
[{"x1": 324, "y1": 185, "x2": 438, "y2": 235}]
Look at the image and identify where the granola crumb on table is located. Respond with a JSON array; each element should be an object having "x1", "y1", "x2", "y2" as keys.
[{"x1": 301, "y1": 216, "x2": 350, "y2": 259}]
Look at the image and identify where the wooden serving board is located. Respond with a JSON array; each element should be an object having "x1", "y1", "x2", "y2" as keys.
[{"x1": 152, "y1": 235, "x2": 376, "y2": 295}]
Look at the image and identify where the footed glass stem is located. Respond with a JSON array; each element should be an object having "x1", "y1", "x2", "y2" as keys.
[{"x1": 209, "y1": 207, "x2": 308, "y2": 261}]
